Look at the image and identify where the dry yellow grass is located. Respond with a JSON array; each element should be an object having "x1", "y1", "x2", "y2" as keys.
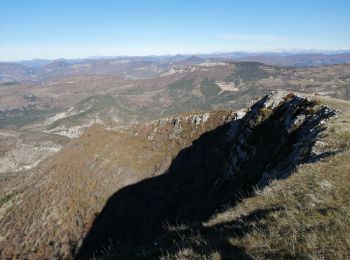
[
  {"x1": 157, "y1": 95, "x2": 350, "y2": 259},
  {"x1": 0, "y1": 110, "x2": 236, "y2": 259},
  {"x1": 202, "y1": 149, "x2": 350, "y2": 259}
]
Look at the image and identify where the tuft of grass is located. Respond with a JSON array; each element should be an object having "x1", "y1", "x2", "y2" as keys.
[{"x1": 0, "y1": 191, "x2": 18, "y2": 208}]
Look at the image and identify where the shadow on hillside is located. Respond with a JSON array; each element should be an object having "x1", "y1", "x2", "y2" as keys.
[
  {"x1": 76, "y1": 105, "x2": 335, "y2": 259},
  {"x1": 77, "y1": 121, "x2": 239, "y2": 259},
  {"x1": 153, "y1": 207, "x2": 282, "y2": 260}
]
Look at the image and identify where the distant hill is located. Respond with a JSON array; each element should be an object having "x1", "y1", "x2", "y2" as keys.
[
  {"x1": 235, "y1": 53, "x2": 350, "y2": 66},
  {"x1": 2, "y1": 52, "x2": 350, "y2": 83},
  {"x1": 0, "y1": 62, "x2": 350, "y2": 135},
  {"x1": 19, "y1": 59, "x2": 53, "y2": 68}
]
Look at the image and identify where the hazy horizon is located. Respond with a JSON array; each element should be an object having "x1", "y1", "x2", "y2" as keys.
[
  {"x1": 1, "y1": 0, "x2": 350, "y2": 61},
  {"x1": 1, "y1": 49, "x2": 350, "y2": 63}
]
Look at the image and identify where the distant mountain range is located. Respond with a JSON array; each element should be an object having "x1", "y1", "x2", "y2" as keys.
[
  {"x1": 1, "y1": 60, "x2": 349, "y2": 136},
  {"x1": 1, "y1": 51, "x2": 350, "y2": 84}
]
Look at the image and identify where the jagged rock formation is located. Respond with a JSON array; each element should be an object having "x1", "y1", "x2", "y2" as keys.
[{"x1": 226, "y1": 92, "x2": 336, "y2": 187}]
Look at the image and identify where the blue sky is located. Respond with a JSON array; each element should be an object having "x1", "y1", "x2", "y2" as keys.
[{"x1": 1, "y1": 0, "x2": 349, "y2": 60}]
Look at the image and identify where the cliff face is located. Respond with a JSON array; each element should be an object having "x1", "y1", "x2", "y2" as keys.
[
  {"x1": 77, "y1": 92, "x2": 337, "y2": 259},
  {"x1": 226, "y1": 92, "x2": 336, "y2": 188}
]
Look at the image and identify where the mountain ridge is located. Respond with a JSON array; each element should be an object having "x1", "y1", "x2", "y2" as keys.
[{"x1": 1, "y1": 92, "x2": 347, "y2": 259}]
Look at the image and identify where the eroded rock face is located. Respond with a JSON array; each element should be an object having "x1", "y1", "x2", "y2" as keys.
[{"x1": 225, "y1": 92, "x2": 337, "y2": 187}]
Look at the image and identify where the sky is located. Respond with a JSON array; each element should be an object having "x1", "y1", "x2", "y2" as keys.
[{"x1": 1, "y1": 0, "x2": 350, "y2": 61}]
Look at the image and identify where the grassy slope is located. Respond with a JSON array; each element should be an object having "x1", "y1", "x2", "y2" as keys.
[
  {"x1": 0, "y1": 110, "x2": 237, "y2": 258},
  {"x1": 109, "y1": 96, "x2": 350, "y2": 260}
]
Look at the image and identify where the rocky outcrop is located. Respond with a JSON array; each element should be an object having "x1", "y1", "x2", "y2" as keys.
[{"x1": 225, "y1": 92, "x2": 337, "y2": 188}]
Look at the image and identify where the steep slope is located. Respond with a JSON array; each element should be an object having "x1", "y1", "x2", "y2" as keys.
[
  {"x1": 76, "y1": 92, "x2": 338, "y2": 259},
  {"x1": 130, "y1": 96, "x2": 350, "y2": 260},
  {"x1": 0, "y1": 110, "x2": 236, "y2": 258}
]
